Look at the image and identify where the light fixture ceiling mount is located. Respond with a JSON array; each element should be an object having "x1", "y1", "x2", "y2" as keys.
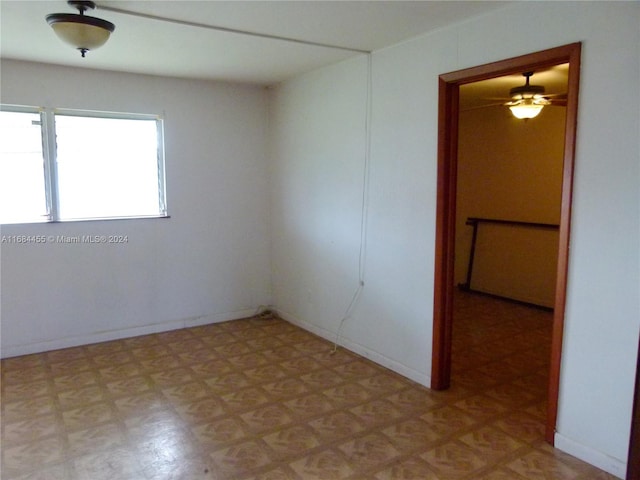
[{"x1": 46, "y1": 1, "x2": 115, "y2": 58}]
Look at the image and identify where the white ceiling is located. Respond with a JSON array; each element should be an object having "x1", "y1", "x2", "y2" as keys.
[{"x1": 1, "y1": 0, "x2": 510, "y2": 85}]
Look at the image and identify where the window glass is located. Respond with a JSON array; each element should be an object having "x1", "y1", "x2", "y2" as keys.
[
  {"x1": 55, "y1": 114, "x2": 164, "y2": 220},
  {"x1": 0, "y1": 110, "x2": 48, "y2": 224},
  {"x1": 0, "y1": 107, "x2": 166, "y2": 224}
]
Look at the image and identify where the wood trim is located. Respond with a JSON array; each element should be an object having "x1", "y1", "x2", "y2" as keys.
[
  {"x1": 439, "y1": 43, "x2": 582, "y2": 85},
  {"x1": 431, "y1": 78, "x2": 458, "y2": 389},
  {"x1": 628, "y1": 335, "x2": 640, "y2": 480},
  {"x1": 546, "y1": 42, "x2": 581, "y2": 444},
  {"x1": 431, "y1": 43, "x2": 582, "y2": 447}
]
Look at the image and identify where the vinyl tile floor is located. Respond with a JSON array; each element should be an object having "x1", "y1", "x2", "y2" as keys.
[{"x1": 1, "y1": 293, "x2": 618, "y2": 479}]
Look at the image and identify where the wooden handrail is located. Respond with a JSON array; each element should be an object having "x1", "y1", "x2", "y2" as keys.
[{"x1": 465, "y1": 217, "x2": 559, "y2": 230}]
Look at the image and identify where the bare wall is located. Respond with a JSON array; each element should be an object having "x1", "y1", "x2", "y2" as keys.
[
  {"x1": 0, "y1": 60, "x2": 272, "y2": 357},
  {"x1": 269, "y1": 2, "x2": 639, "y2": 477}
]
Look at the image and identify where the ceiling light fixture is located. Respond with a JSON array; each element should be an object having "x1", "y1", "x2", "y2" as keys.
[
  {"x1": 46, "y1": 1, "x2": 115, "y2": 58},
  {"x1": 506, "y1": 72, "x2": 550, "y2": 119},
  {"x1": 509, "y1": 99, "x2": 545, "y2": 119}
]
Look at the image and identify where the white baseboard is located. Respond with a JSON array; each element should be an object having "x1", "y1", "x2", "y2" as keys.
[
  {"x1": 277, "y1": 309, "x2": 430, "y2": 388},
  {"x1": 0, "y1": 308, "x2": 257, "y2": 359},
  {"x1": 555, "y1": 433, "x2": 626, "y2": 479}
]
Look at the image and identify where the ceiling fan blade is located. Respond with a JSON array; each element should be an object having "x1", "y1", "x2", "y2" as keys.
[{"x1": 460, "y1": 102, "x2": 506, "y2": 111}]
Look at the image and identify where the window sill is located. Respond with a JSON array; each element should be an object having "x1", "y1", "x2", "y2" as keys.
[{"x1": 1, "y1": 215, "x2": 171, "y2": 227}]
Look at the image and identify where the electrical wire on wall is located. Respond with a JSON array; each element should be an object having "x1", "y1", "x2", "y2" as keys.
[
  {"x1": 332, "y1": 52, "x2": 373, "y2": 354},
  {"x1": 101, "y1": 4, "x2": 375, "y2": 348}
]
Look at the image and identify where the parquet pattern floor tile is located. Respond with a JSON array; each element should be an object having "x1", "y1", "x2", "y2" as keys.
[{"x1": 1, "y1": 294, "x2": 618, "y2": 479}]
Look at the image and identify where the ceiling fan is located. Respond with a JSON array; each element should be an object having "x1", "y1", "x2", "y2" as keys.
[
  {"x1": 470, "y1": 71, "x2": 567, "y2": 119},
  {"x1": 504, "y1": 71, "x2": 566, "y2": 119}
]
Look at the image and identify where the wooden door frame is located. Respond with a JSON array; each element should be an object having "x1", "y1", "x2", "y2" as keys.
[
  {"x1": 628, "y1": 334, "x2": 640, "y2": 479},
  {"x1": 431, "y1": 43, "x2": 582, "y2": 444}
]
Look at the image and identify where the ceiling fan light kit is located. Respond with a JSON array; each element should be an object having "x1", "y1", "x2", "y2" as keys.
[
  {"x1": 509, "y1": 99, "x2": 545, "y2": 119},
  {"x1": 506, "y1": 72, "x2": 551, "y2": 119},
  {"x1": 46, "y1": 1, "x2": 115, "y2": 58}
]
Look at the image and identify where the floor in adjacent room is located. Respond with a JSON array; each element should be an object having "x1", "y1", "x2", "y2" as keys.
[{"x1": 1, "y1": 293, "x2": 617, "y2": 479}]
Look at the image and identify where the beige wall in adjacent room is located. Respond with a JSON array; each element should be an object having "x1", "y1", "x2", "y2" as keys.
[{"x1": 455, "y1": 102, "x2": 566, "y2": 307}]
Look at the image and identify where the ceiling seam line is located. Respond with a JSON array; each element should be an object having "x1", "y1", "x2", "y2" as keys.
[{"x1": 98, "y1": 6, "x2": 372, "y2": 54}]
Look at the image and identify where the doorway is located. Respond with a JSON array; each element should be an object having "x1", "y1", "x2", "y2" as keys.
[{"x1": 431, "y1": 43, "x2": 582, "y2": 444}]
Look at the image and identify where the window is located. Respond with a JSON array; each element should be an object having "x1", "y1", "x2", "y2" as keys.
[
  {"x1": 0, "y1": 106, "x2": 167, "y2": 224},
  {"x1": 0, "y1": 110, "x2": 49, "y2": 223}
]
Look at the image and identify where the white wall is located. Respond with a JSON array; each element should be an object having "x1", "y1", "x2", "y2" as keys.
[
  {"x1": 269, "y1": 2, "x2": 639, "y2": 477},
  {"x1": 0, "y1": 60, "x2": 272, "y2": 356}
]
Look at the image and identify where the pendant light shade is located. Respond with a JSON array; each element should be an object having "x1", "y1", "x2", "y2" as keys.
[
  {"x1": 509, "y1": 99, "x2": 544, "y2": 119},
  {"x1": 46, "y1": 1, "x2": 115, "y2": 57}
]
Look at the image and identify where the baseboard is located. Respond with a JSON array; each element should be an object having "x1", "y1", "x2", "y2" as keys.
[
  {"x1": 0, "y1": 308, "x2": 257, "y2": 359},
  {"x1": 555, "y1": 433, "x2": 626, "y2": 479},
  {"x1": 277, "y1": 309, "x2": 431, "y2": 388}
]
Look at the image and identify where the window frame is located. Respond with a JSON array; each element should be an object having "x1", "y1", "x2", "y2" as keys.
[{"x1": 0, "y1": 104, "x2": 168, "y2": 224}]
